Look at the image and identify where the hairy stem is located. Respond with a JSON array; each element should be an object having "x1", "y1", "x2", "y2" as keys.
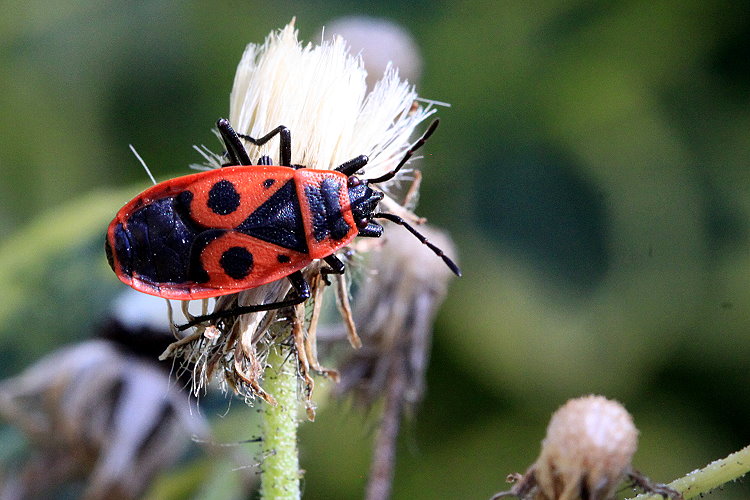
[
  {"x1": 260, "y1": 347, "x2": 300, "y2": 500},
  {"x1": 631, "y1": 444, "x2": 750, "y2": 500}
]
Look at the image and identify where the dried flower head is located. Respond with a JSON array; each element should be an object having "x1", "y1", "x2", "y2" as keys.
[
  {"x1": 166, "y1": 21, "x2": 441, "y2": 406},
  {"x1": 492, "y1": 395, "x2": 682, "y2": 500},
  {"x1": 0, "y1": 340, "x2": 208, "y2": 500},
  {"x1": 322, "y1": 224, "x2": 456, "y2": 500},
  {"x1": 333, "y1": 225, "x2": 457, "y2": 406}
]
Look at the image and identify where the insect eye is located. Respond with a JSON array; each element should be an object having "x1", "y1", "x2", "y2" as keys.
[{"x1": 347, "y1": 176, "x2": 362, "y2": 188}]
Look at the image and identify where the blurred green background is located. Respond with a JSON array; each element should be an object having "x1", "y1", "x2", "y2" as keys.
[{"x1": 1, "y1": 1, "x2": 750, "y2": 498}]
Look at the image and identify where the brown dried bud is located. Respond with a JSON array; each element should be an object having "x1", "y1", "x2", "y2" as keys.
[
  {"x1": 493, "y1": 395, "x2": 682, "y2": 500},
  {"x1": 534, "y1": 395, "x2": 638, "y2": 500}
]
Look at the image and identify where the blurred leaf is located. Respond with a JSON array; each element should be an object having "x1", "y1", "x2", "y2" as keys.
[{"x1": 0, "y1": 188, "x2": 137, "y2": 374}]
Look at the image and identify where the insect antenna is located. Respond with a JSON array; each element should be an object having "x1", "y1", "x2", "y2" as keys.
[
  {"x1": 366, "y1": 119, "x2": 440, "y2": 184},
  {"x1": 129, "y1": 145, "x2": 157, "y2": 185},
  {"x1": 371, "y1": 212, "x2": 461, "y2": 276}
]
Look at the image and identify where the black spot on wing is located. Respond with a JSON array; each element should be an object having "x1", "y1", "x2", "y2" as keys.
[
  {"x1": 220, "y1": 246, "x2": 254, "y2": 279},
  {"x1": 236, "y1": 180, "x2": 309, "y2": 253},
  {"x1": 263, "y1": 178, "x2": 276, "y2": 189},
  {"x1": 277, "y1": 254, "x2": 291, "y2": 263},
  {"x1": 305, "y1": 178, "x2": 351, "y2": 242},
  {"x1": 208, "y1": 179, "x2": 240, "y2": 215}
]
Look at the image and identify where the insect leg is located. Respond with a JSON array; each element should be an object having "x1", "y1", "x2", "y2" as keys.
[
  {"x1": 322, "y1": 255, "x2": 346, "y2": 275},
  {"x1": 371, "y1": 212, "x2": 461, "y2": 276},
  {"x1": 217, "y1": 118, "x2": 252, "y2": 166},
  {"x1": 177, "y1": 271, "x2": 311, "y2": 331},
  {"x1": 236, "y1": 125, "x2": 291, "y2": 167},
  {"x1": 366, "y1": 119, "x2": 439, "y2": 184},
  {"x1": 335, "y1": 155, "x2": 369, "y2": 176},
  {"x1": 357, "y1": 221, "x2": 384, "y2": 238},
  {"x1": 319, "y1": 254, "x2": 346, "y2": 286}
]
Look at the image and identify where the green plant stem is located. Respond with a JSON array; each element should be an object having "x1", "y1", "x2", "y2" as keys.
[
  {"x1": 631, "y1": 444, "x2": 750, "y2": 500},
  {"x1": 260, "y1": 347, "x2": 300, "y2": 500}
]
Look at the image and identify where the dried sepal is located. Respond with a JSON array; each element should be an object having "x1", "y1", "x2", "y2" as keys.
[
  {"x1": 303, "y1": 273, "x2": 338, "y2": 381},
  {"x1": 334, "y1": 271, "x2": 361, "y2": 348},
  {"x1": 492, "y1": 395, "x2": 682, "y2": 500},
  {"x1": 290, "y1": 300, "x2": 315, "y2": 419}
]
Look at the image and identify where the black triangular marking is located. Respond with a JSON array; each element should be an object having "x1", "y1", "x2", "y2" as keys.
[
  {"x1": 236, "y1": 180, "x2": 309, "y2": 253},
  {"x1": 305, "y1": 178, "x2": 351, "y2": 242}
]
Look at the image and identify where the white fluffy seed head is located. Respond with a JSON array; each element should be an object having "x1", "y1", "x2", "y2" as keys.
[
  {"x1": 533, "y1": 395, "x2": 638, "y2": 500},
  {"x1": 229, "y1": 21, "x2": 434, "y2": 180},
  {"x1": 188, "y1": 21, "x2": 441, "y2": 391}
]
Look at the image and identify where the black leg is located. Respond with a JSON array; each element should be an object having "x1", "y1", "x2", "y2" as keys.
[
  {"x1": 319, "y1": 254, "x2": 346, "y2": 285},
  {"x1": 217, "y1": 118, "x2": 252, "y2": 166},
  {"x1": 357, "y1": 221, "x2": 383, "y2": 238},
  {"x1": 257, "y1": 155, "x2": 272, "y2": 165},
  {"x1": 335, "y1": 155, "x2": 369, "y2": 176},
  {"x1": 322, "y1": 255, "x2": 346, "y2": 275},
  {"x1": 371, "y1": 212, "x2": 461, "y2": 276},
  {"x1": 237, "y1": 125, "x2": 291, "y2": 167},
  {"x1": 177, "y1": 271, "x2": 311, "y2": 331},
  {"x1": 366, "y1": 119, "x2": 439, "y2": 184}
]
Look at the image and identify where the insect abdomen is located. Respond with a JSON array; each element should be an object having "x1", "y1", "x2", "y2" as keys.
[{"x1": 108, "y1": 196, "x2": 198, "y2": 285}]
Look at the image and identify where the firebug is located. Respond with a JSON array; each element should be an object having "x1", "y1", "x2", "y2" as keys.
[{"x1": 106, "y1": 118, "x2": 459, "y2": 329}]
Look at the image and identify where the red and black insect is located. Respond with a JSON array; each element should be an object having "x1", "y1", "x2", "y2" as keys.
[{"x1": 106, "y1": 118, "x2": 460, "y2": 328}]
